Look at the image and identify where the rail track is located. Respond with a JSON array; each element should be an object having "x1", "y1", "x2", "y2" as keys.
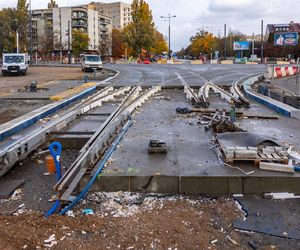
[{"x1": 176, "y1": 71, "x2": 251, "y2": 108}]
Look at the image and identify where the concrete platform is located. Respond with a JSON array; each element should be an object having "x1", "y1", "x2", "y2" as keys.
[{"x1": 78, "y1": 89, "x2": 300, "y2": 195}]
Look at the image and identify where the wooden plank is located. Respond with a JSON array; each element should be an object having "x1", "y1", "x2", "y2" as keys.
[
  {"x1": 272, "y1": 153, "x2": 281, "y2": 159},
  {"x1": 258, "y1": 153, "x2": 267, "y2": 159},
  {"x1": 266, "y1": 154, "x2": 274, "y2": 159}
]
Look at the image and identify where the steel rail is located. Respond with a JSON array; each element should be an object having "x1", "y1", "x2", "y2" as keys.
[
  {"x1": 55, "y1": 85, "x2": 161, "y2": 201},
  {"x1": 0, "y1": 86, "x2": 131, "y2": 177}
]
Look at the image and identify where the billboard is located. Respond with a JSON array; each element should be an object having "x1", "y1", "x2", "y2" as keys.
[
  {"x1": 274, "y1": 32, "x2": 298, "y2": 46},
  {"x1": 233, "y1": 41, "x2": 250, "y2": 51}
]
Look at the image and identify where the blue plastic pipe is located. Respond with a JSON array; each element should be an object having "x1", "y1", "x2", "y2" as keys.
[
  {"x1": 45, "y1": 142, "x2": 62, "y2": 217},
  {"x1": 59, "y1": 119, "x2": 132, "y2": 215}
]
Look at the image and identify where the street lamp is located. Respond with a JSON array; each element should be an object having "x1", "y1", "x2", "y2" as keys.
[{"x1": 160, "y1": 14, "x2": 176, "y2": 59}]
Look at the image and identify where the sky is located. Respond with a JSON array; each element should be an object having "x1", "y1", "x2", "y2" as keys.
[{"x1": 0, "y1": 0, "x2": 299, "y2": 51}]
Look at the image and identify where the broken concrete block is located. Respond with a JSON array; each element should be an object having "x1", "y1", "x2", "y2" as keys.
[
  {"x1": 278, "y1": 150, "x2": 289, "y2": 157},
  {"x1": 224, "y1": 147, "x2": 235, "y2": 158},
  {"x1": 247, "y1": 147, "x2": 258, "y2": 152},
  {"x1": 259, "y1": 162, "x2": 294, "y2": 173},
  {"x1": 274, "y1": 147, "x2": 283, "y2": 152},
  {"x1": 235, "y1": 146, "x2": 247, "y2": 151},
  {"x1": 235, "y1": 150, "x2": 258, "y2": 159},
  {"x1": 262, "y1": 147, "x2": 275, "y2": 155}
]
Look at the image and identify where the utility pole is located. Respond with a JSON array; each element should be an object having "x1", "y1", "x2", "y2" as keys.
[
  {"x1": 59, "y1": 9, "x2": 62, "y2": 64},
  {"x1": 296, "y1": 65, "x2": 300, "y2": 96},
  {"x1": 160, "y1": 14, "x2": 176, "y2": 60},
  {"x1": 261, "y1": 20, "x2": 264, "y2": 64},
  {"x1": 16, "y1": 31, "x2": 19, "y2": 53},
  {"x1": 224, "y1": 24, "x2": 227, "y2": 59},
  {"x1": 252, "y1": 32, "x2": 255, "y2": 60},
  {"x1": 29, "y1": 0, "x2": 33, "y2": 63},
  {"x1": 67, "y1": 20, "x2": 71, "y2": 64}
]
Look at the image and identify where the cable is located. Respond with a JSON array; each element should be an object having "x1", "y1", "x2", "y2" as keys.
[
  {"x1": 59, "y1": 119, "x2": 132, "y2": 215},
  {"x1": 45, "y1": 142, "x2": 62, "y2": 217}
]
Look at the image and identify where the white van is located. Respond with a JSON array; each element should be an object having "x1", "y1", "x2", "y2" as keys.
[
  {"x1": 2, "y1": 53, "x2": 28, "y2": 76},
  {"x1": 81, "y1": 54, "x2": 103, "y2": 72}
]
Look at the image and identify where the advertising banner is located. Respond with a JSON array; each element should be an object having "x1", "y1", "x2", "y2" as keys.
[
  {"x1": 274, "y1": 32, "x2": 298, "y2": 46},
  {"x1": 233, "y1": 41, "x2": 250, "y2": 51}
]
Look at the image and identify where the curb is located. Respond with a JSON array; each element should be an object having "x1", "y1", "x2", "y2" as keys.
[
  {"x1": 0, "y1": 69, "x2": 119, "y2": 141},
  {"x1": 243, "y1": 75, "x2": 300, "y2": 119}
]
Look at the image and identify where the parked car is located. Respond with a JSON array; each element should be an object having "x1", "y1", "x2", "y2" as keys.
[
  {"x1": 2, "y1": 53, "x2": 28, "y2": 76},
  {"x1": 143, "y1": 58, "x2": 151, "y2": 64}
]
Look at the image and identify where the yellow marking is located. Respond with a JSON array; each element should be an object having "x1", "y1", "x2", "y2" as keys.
[{"x1": 50, "y1": 82, "x2": 97, "y2": 101}]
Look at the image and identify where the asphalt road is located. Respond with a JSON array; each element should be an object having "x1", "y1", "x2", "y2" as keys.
[{"x1": 105, "y1": 63, "x2": 265, "y2": 87}]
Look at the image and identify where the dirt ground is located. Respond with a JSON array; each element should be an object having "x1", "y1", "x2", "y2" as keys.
[
  {"x1": 0, "y1": 66, "x2": 84, "y2": 96},
  {"x1": 0, "y1": 192, "x2": 298, "y2": 250},
  {"x1": 0, "y1": 196, "x2": 254, "y2": 249},
  {"x1": 0, "y1": 99, "x2": 51, "y2": 125}
]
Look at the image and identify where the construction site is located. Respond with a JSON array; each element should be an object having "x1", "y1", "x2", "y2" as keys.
[{"x1": 0, "y1": 63, "x2": 300, "y2": 249}]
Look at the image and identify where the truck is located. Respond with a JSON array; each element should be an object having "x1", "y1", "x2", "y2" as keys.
[
  {"x1": 2, "y1": 53, "x2": 28, "y2": 76},
  {"x1": 81, "y1": 54, "x2": 103, "y2": 72}
]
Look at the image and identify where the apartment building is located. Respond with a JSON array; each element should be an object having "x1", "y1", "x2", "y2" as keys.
[
  {"x1": 31, "y1": 4, "x2": 112, "y2": 55},
  {"x1": 93, "y1": 2, "x2": 132, "y2": 29}
]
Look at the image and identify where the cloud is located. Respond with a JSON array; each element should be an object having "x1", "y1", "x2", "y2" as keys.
[
  {"x1": 208, "y1": 0, "x2": 256, "y2": 12},
  {"x1": 1, "y1": 0, "x2": 299, "y2": 51}
]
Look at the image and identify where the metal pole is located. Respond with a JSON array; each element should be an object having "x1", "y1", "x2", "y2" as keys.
[
  {"x1": 224, "y1": 24, "x2": 227, "y2": 59},
  {"x1": 252, "y1": 33, "x2": 254, "y2": 60},
  {"x1": 68, "y1": 20, "x2": 71, "y2": 64},
  {"x1": 261, "y1": 20, "x2": 264, "y2": 64},
  {"x1": 296, "y1": 65, "x2": 300, "y2": 96},
  {"x1": 29, "y1": 0, "x2": 32, "y2": 63},
  {"x1": 16, "y1": 31, "x2": 19, "y2": 53},
  {"x1": 161, "y1": 14, "x2": 176, "y2": 60},
  {"x1": 168, "y1": 14, "x2": 171, "y2": 59},
  {"x1": 59, "y1": 9, "x2": 62, "y2": 64}
]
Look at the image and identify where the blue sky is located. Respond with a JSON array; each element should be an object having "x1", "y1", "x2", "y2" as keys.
[{"x1": 0, "y1": 0, "x2": 299, "y2": 51}]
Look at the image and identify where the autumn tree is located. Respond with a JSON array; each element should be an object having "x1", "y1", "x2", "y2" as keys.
[
  {"x1": 152, "y1": 30, "x2": 168, "y2": 55},
  {"x1": 0, "y1": 8, "x2": 17, "y2": 53},
  {"x1": 112, "y1": 28, "x2": 126, "y2": 57},
  {"x1": 72, "y1": 30, "x2": 90, "y2": 56},
  {"x1": 123, "y1": 0, "x2": 155, "y2": 57},
  {"x1": 16, "y1": 0, "x2": 28, "y2": 52},
  {"x1": 188, "y1": 30, "x2": 216, "y2": 56},
  {"x1": 48, "y1": 0, "x2": 58, "y2": 8}
]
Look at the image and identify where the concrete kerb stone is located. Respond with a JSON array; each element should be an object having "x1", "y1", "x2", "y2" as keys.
[{"x1": 243, "y1": 75, "x2": 299, "y2": 119}]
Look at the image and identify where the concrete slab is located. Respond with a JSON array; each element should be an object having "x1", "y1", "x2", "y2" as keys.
[{"x1": 82, "y1": 89, "x2": 300, "y2": 195}]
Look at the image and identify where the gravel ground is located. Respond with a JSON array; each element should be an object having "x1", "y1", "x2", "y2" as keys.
[
  {"x1": 0, "y1": 66, "x2": 85, "y2": 96},
  {"x1": 0, "y1": 99, "x2": 51, "y2": 125}
]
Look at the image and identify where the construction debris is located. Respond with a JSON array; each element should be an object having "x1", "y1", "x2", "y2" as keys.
[
  {"x1": 148, "y1": 140, "x2": 167, "y2": 154},
  {"x1": 200, "y1": 110, "x2": 243, "y2": 133},
  {"x1": 259, "y1": 162, "x2": 295, "y2": 173}
]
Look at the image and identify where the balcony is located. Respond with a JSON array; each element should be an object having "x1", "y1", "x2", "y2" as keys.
[
  {"x1": 72, "y1": 20, "x2": 88, "y2": 28},
  {"x1": 72, "y1": 11, "x2": 88, "y2": 19}
]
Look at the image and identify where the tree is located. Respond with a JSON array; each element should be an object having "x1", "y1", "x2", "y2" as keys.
[
  {"x1": 189, "y1": 30, "x2": 216, "y2": 56},
  {"x1": 16, "y1": 0, "x2": 29, "y2": 52},
  {"x1": 112, "y1": 29, "x2": 126, "y2": 57},
  {"x1": 152, "y1": 30, "x2": 168, "y2": 55},
  {"x1": 48, "y1": 0, "x2": 58, "y2": 8},
  {"x1": 123, "y1": 0, "x2": 155, "y2": 57},
  {"x1": 72, "y1": 30, "x2": 90, "y2": 56},
  {"x1": 0, "y1": 8, "x2": 17, "y2": 53}
]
